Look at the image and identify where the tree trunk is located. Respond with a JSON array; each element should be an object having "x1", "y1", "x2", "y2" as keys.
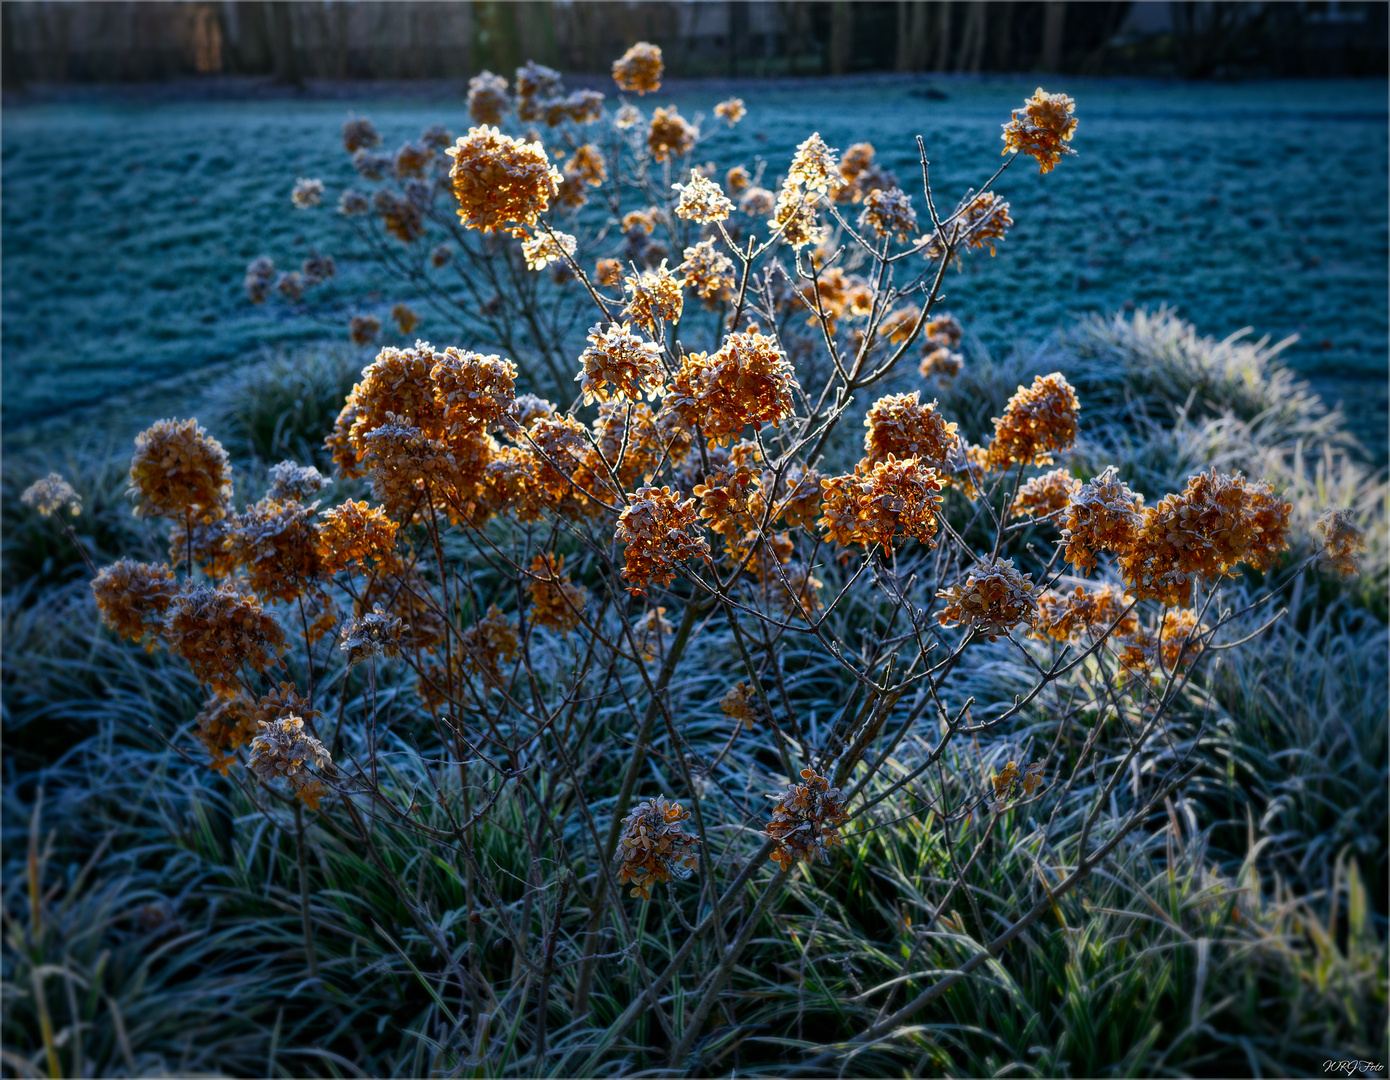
[
  {"x1": 932, "y1": 1, "x2": 953, "y2": 72},
  {"x1": 1040, "y1": 1, "x2": 1066, "y2": 71},
  {"x1": 828, "y1": 0, "x2": 852, "y2": 75}
]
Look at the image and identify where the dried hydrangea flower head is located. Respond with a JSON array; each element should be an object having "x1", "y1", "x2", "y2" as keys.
[
  {"x1": 350, "y1": 314, "x2": 381, "y2": 345},
  {"x1": 359, "y1": 418, "x2": 463, "y2": 524},
  {"x1": 291, "y1": 177, "x2": 323, "y2": 209},
  {"x1": 332, "y1": 342, "x2": 449, "y2": 476},
  {"x1": 623, "y1": 262, "x2": 684, "y2": 335},
  {"x1": 301, "y1": 253, "x2": 336, "y2": 286},
  {"x1": 339, "y1": 190, "x2": 370, "y2": 217},
  {"x1": 818, "y1": 457, "x2": 945, "y2": 550},
  {"x1": 194, "y1": 692, "x2": 260, "y2": 775},
  {"x1": 244, "y1": 256, "x2": 275, "y2": 303},
  {"x1": 265, "y1": 461, "x2": 327, "y2": 503},
  {"x1": 956, "y1": 192, "x2": 1013, "y2": 254},
  {"x1": 714, "y1": 97, "x2": 746, "y2": 125},
  {"x1": 274, "y1": 271, "x2": 304, "y2": 302},
  {"x1": 168, "y1": 516, "x2": 237, "y2": 579},
  {"x1": 1118, "y1": 608, "x2": 1209, "y2": 678},
  {"x1": 527, "y1": 554, "x2": 588, "y2": 634},
  {"x1": 577, "y1": 321, "x2": 665, "y2": 404},
  {"x1": 513, "y1": 60, "x2": 563, "y2": 122},
  {"x1": 446, "y1": 126, "x2": 562, "y2": 237},
  {"x1": 834, "y1": 142, "x2": 898, "y2": 202},
  {"x1": 988, "y1": 761, "x2": 1045, "y2": 810},
  {"x1": 92, "y1": 560, "x2": 180, "y2": 647},
  {"x1": 678, "y1": 239, "x2": 735, "y2": 305},
  {"x1": 787, "y1": 133, "x2": 841, "y2": 193},
  {"x1": 720, "y1": 681, "x2": 765, "y2": 730},
  {"x1": 863, "y1": 392, "x2": 959, "y2": 469},
  {"x1": 467, "y1": 70, "x2": 509, "y2": 124},
  {"x1": 721, "y1": 165, "x2": 751, "y2": 196},
  {"x1": 986, "y1": 373, "x2": 1081, "y2": 470},
  {"x1": 248, "y1": 713, "x2": 332, "y2": 809},
  {"x1": 391, "y1": 303, "x2": 419, "y2": 335},
  {"x1": 521, "y1": 229, "x2": 576, "y2": 271},
  {"x1": 593, "y1": 257, "x2": 622, "y2": 287},
  {"x1": 1002, "y1": 88, "x2": 1078, "y2": 173},
  {"x1": 129, "y1": 418, "x2": 231, "y2": 523},
  {"x1": 22, "y1": 473, "x2": 81, "y2": 517},
  {"x1": 1034, "y1": 583, "x2": 1136, "y2": 643},
  {"x1": 766, "y1": 769, "x2": 849, "y2": 870},
  {"x1": 165, "y1": 585, "x2": 287, "y2": 693},
  {"x1": 342, "y1": 116, "x2": 382, "y2": 153},
  {"x1": 693, "y1": 455, "x2": 759, "y2": 541},
  {"x1": 1012, "y1": 468, "x2": 1080, "y2": 520},
  {"x1": 357, "y1": 568, "x2": 446, "y2": 654},
  {"x1": 558, "y1": 89, "x2": 605, "y2": 125},
  {"x1": 647, "y1": 106, "x2": 696, "y2": 163},
  {"x1": 612, "y1": 41, "x2": 663, "y2": 94},
  {"x1": 460, "y1": 604, "x2": 520, "y2": 686},
  {"x1": 936, "y1": 557, "x2": 1039, "y2": 641},
  {"x1": 565, "y1": 143, "x2": 607, "y2": 188},
  {"x1": 226, "y1": 497, "x2": 324, "y2": 602},
  {"x1": 430, "y1": 347, "x2": 518, "y2": 430},
  {"x1": 738, "y1": 185, "x2": 775, "y2": 218},
  {"x1": 920, "y1": 347, "x2": 964, "y2": 379},
  {"x1": 316, "y1": 499, "x2": 401, "y2": 577},
  {"x1": 858, "y1": 187, "x2": 917, "y2": 241},
  {"x1": 666, "y1": 330, "x2": 797, "y2": 445},
  {"x1": 768, "y1": 182, "x2": 822, "y2": 249},
  {"x1": 616, "y1": 485, "x2": 709, "y2": 594},
  {"x1": 1121, "y1": 469, "x2": 1293, "y2": 607},
  {"x1": 339, "y1": 604, "x2": 406, "y2": 665},
  {"x1": 352, "y1": 148, "x2": 390, "y2": 181},
  {"x1": 1061, "y1": 467, "x2": 1144, "y2": 571},
  {"x1": 614, "y1": 795, "x2": 699, "y2": 900},
  {"x1": 1315, "y1": 507, "x2": 1366, "y2": 579},
  {"x1": 372, "y1": 189, "x2": 425, "y2": 243},
  {"x1": 614, "y1": 103, "x2": 642, "y2": 130},
  {"x1": 673, "y1": 170, "x2": 734, "y2": 223}
]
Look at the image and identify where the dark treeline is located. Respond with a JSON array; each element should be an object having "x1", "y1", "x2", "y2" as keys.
[{"x1": 2, "y1": 1, "x2": 1385, "y2": 87}]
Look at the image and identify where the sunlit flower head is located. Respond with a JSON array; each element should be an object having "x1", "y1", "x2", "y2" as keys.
[
  {"x1": 612, "y1": 42, "x2": 663, "y2": 94},
  {"x1": 1001, "y1": 87, "x2": 1078, "y2": 174},
  {"x1": 446, "y1": 126, "x2": 562, "y2": 238}
]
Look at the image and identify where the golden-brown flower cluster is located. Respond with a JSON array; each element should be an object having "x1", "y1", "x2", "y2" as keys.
[
  {"x1": 632, "y1": 606, "x2": 673, "y2": 662},
  {"x1": 1117, "y1": 608, "x2": 1209, "y2": 678},
  {"x1": 226, "y1": 497, "x2": 323, "y2": 602},
  {"x1": 317, "y1": 500, "x2": 402, "y2": 576},
  {"x1": 835, "y1": 142, "x2": 898, "y2": 202},
  {"x1": 1012, "y1": 468, "x2": 1080, "y2": 520},
  {"x1": 577, "y1": 321, "x2": 665, "y2": 403},
  {"x1": 1315, "y1": 507, "x2": 1366, "y2": 579},
  {"x1": 21, "y1": 473, "x2": 81, "y2": 517},
  {"x1": 595, "y1": 257, "x2": 623, "y2": 287},
  {"x1": 391, "y1": 303, "x2": 419, "y2": 335},
  {"x1": 350, "y1": 314, "x2": 381, "y2": 345},
  {"x1": 460, "y1": 605, "x2": 520, "y2": 686},
  {"x1": 988, "y1": 761, "x2": 1045, "y2": 810},
  {"x1": 467, "y1": 71, "x2": 509, "y2": 124},
  {"x1": 566, "y1": 143, "x2": 607, "y2": 188},
  {"x1": 248, "y1": 713, "x2": 333, "y2": 809},
  {"x1": 720, "y1": 681, "x2": 764, "y2": 729},
  {"x1": 428, "y1": 346, "x2": 518, "y2": 430},
  {"x1": 768, "y1": 183, "x2": 822, "y2": 249},
  {"x1": 666, "y1": 330, "x2": 797, "y2": 444},
  {"x1": 92, "y1": 560, "x2": 181, "y2": 647},
  {"x1": 714, "y1": 97, "x2": 746, "y2": 125},
  {"x1": 1120, "y1": 470, "x2": 1292, "y2": 606},
  {"x1": 857, "y1": 187, "x2": 917, "y2": 240},
  {"x1": 766, "y1": 769, "x2": 849, "y2": 870},
  {"x1": 342, "y1": 117, "x2": 381, "y2": 153},
  {"x1": 647, "y1": 106, "x2": 696, "y2": 163},
  {"x1": 614, "y1": 795, "x2": 699, "y2": 900},
  {"x1": 678, "y1": 238, "x2": 735, "y2": 304},
  {"x1": 612, "y1": 42, "x2": 663, "y2": 94},
  {"x1": 623, "y1": 262, "x2": 684, "y2": 335},
  {"x1": 932, "y1": 191, "x2": 1014, "y2": 257},
  {"x1": 616, "y1": 485, "x2": 709, "y2": 594},
  {"x1": 1002, "y1": 88, "x2": 1078, "y2": 173},
  {"x1": 164, "y1": 585, "x2": 287, "y2": 693},
  {"x1": 339, "y1": 190, "x2": 370, "y2": 217},
  {"x1": 787, "y1": 133, "x2": 840, "y2": 193},
  {"x1": 818, "y1": 457, "x2": 944, "y2": 549},
  {"x1": 244, "y1": 256, "x2": 276, "y2": 303},
  {"x1": 527, "y1": 553, "x2": 588, "y2": 633},
  {"x1": 936, "y1": 557, "x2": 1038, "y2": 640},
  {"x1": 266, "y1": 461, "x2": 326, "y2": 503},
  {"x1": 446, "y1": 126, "x2": 562, "y2": 237},
  {"x1": 1061, "y1": 467, "x2": 1144, "y2": 571},
  {"x1": 521, "y1": 229, "x2": 576, "y2": 271},
  {"x1": 194, "y1": 691, "x2": 260, "y2": 775},
  {"x1": 129, "y1": 419, "x2": 231, "y2": 523},
  {"x1": 863, "y1": 392, "x2": 959, "y2": 469},
  {"x1": 514, "y1": 61, "x2": 563, "y2": 121},
  {"x1": 1034, "y1": 583, "x2": 1135, "y2": 642},
  {"x1": 373, "y1": 189, "x2": 425, "y2": 243},
  {"x1": 672, "y1": 170, "x2": 734, "y2": 223},
  {"x1": 738, "y1": 186, "x2": 775, "y2": 218},
  {"x1": 986, "y1": 373, "x2": 1080, "y2": 470}
]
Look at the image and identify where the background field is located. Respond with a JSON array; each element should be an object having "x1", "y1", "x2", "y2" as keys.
[{"x1": 3, "y1": 75, "x2": 1387, "y2": 456}]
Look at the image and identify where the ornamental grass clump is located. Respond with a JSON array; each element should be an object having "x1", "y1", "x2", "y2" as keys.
[{"x1": 28, "y1": 56, "x2": 1376, "y2": 1077}]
